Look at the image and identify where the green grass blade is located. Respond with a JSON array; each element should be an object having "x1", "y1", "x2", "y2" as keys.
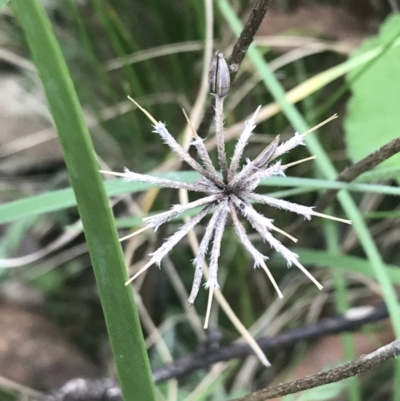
[
  {"x1": 271, "y1": 250, "x2": 400, "y2": 285},
  {"x1": 296, "y1": 60, "x2": 360, "y2": 400},
  {"x1": 2, "y1": 173, "x2": 400, "y2": 225},
  {"x1": 11, "y1": 1, "x2": 156, "y2": 400},
  {"x1": 325, "y1": 218, "x2": 360, "y2": 401}
]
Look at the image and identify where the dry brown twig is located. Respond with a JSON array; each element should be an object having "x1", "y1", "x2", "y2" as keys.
[
  {"x1": 197, "y1": 0, "x2": 274, "y2": 138},
  {"x1": 35, "y1": 330, "x2": 399, "y2": 401},
  {"x1": 316, "y1": 134, "x2": 400, "y2": 212},
  {"x1": 152, "y1": 302, "x2": 391, "y2": 382},
  {"x1": 231, "y1": 338, "x2": 400, "y2": 401}
]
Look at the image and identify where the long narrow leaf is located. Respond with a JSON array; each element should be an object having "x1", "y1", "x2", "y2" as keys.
[
  {"x1": 11, "y1": 1, "x2": 156, "y2": 400},
  {"x1": 3, "y1": 173, "x2": 400, "y2": 225},
  {"x1": 271, "y1": 249, "x2": 400, "y2": 285}
]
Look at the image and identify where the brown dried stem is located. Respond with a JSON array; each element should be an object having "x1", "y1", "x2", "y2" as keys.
[
  {"x1": 316, "y1": 134, "x2": 400, "y2": 212},
  {"x1": 228, "y1": 0, "x2": 273, "y2": 81},
  {"x1": 152, "y1": 302, "x2": 391, "y2": 383},
  {"x1": 197, "y1": 0, "x2": 273, "y2": 138},
  {"x1": 232, "y1": 338, "x2": 400, "y2": 401},
  {"x1": 34, "y1": 305, "x2": 393, "y2": 401}
]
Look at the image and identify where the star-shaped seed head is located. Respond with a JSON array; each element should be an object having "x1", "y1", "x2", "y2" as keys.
[{"x1": 101, "y1": 51, "x2": 351, "y2": 322}]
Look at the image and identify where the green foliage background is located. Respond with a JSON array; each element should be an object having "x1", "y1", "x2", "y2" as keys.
[{"x1": 0, "y1": 1, "x2": 399, "y2": 401}]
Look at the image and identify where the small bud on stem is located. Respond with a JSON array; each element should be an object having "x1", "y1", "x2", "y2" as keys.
[{"x1": 209, "y1": 51, "x2": 230, "y2": 98}]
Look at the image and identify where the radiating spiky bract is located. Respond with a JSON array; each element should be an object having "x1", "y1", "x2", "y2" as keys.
[{"x1": 101, "y1": 51, "x2": 350, "y2": 311}]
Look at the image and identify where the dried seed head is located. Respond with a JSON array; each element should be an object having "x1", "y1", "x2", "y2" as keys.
[
  {"x1": 209, "y1": 51, "x2": 230, "y2": 98},
  {"x1": 105, "y1": 96, "x2": 347, "y2": 330}
]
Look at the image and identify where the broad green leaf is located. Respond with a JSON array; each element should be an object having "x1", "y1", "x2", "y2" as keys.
[{"x1": 345, "y1": 15, "x2": 400, "y2": 168}]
